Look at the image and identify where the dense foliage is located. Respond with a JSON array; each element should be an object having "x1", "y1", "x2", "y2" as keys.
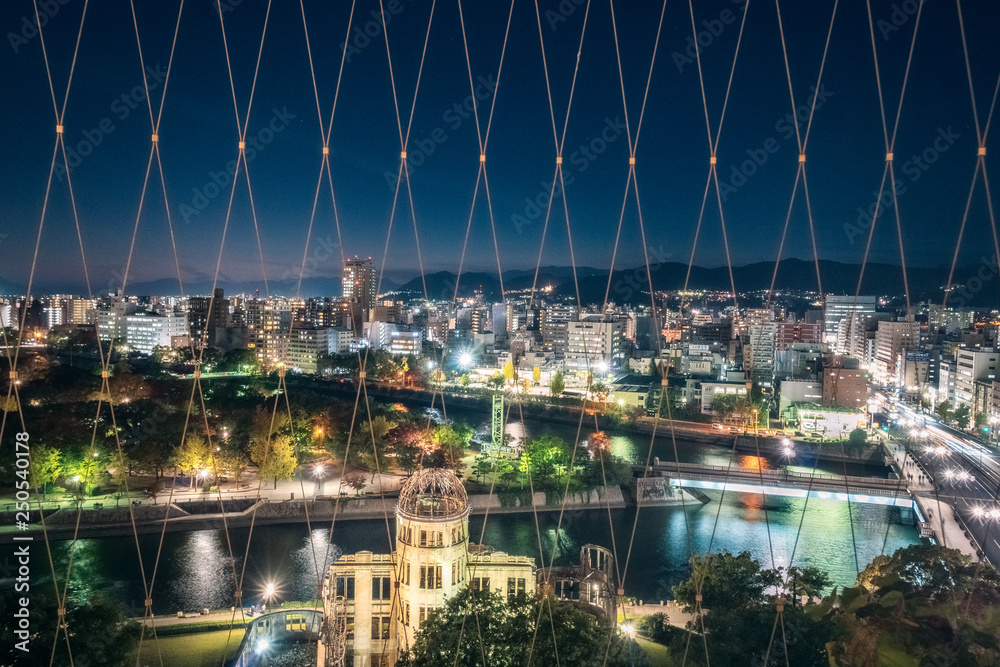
[{"x1": 397, "y1": 590, "x2": 650, "y2": 667}]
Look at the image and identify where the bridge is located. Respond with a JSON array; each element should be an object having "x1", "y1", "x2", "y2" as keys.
[{"x1": 648, "y1": 459, "x2": 916, "y2": 510}]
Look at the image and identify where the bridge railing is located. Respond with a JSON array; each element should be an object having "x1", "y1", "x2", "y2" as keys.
[
  {"x1": 666, "y1": 472, "x2": 910, "y2": 498},
  {"x1": 650, "y1": 460, "x2": 903, "y2": 485}
]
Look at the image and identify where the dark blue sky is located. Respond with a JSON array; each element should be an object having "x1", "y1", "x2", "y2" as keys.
[{"x1": 1, "y1": 0, "x2": 998, "y2": 293}]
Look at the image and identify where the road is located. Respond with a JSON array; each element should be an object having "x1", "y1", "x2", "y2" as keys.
[{"x1": 872, "y1": 389, "x2": 1000, "y2": 564}]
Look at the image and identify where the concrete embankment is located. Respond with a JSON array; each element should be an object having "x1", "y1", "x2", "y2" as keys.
[{"x1": 0, "y1": 486, "x2": 627, "y2": 542}]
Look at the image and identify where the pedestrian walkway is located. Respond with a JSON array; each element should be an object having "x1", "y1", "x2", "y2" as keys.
[{"x1": 886, "y1": 443, "x2": 980, "y2": 559}]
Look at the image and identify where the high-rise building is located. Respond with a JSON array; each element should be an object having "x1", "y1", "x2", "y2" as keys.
[
  {"x1": 773, "y1": 321, "x2": 822, "y2": 350},
  {"x1": 955, "y1": 347, "x2": 999, "y2": 408},
  {"x1": 188, "y1": 288, "x2": 231, "y2": 347},
  {"x1": 245, "y1": 299, "x2": 292, "y2": 366},
  {"x1": 746, "y1": 323, "x2": 776, "y2": 387},
  {"x1": 873, "y1": 317, "x2": 920, "y2": 386},
  {"x1": 343, "y1": 258, "x2": 377, "y2": 320},
  {"x1": 541, "y1": 304, "x2": 577, "y2": 361},
  {"x1": 564, "y1": 316, "x2": 624, "y2": 371},
  {"x1": 824, "y1": 295, "x2": 877, "y2": 349}
]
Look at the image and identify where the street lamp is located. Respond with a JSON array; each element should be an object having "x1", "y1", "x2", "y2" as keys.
[{"x1": 261, "y1": 581, "x2": 277, "y2": 613}]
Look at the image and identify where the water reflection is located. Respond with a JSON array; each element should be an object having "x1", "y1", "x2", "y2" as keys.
[
  {"x1": 167, "y1": 530, "x2": 236, "y2": 611},
  {"x1": 42, "y1": 484, "x2": 916, "y2": 613}
]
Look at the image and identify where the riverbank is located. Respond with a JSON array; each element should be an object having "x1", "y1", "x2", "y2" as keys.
[
  {"x1": 0, "y1": 485, "x2": 628, "y2": 543},
  {"x1": 293, "y1": 377, "x2": 884, "y2": 465}
]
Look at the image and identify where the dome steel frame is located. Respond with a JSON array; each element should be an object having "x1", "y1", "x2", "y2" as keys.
[{"x1": 396, "y1": 468, "x2": 470, "y2": 521}]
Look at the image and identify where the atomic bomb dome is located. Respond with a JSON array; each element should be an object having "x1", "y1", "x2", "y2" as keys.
[{"x1": 396, "y1": 467, "x2": 470, "y2": 521}]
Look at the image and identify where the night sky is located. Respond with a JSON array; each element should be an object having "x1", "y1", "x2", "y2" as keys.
[{"x1": 1, "y1": 0, "x2": 998, "y2": 293}]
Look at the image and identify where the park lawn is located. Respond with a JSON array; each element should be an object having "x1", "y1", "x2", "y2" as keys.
[
  {"x1": 136, "y1": 628, "x2": 244, "y2": 667},
  {"x1": 635, "y1": 636, "x2": 672, "y2": 666}
]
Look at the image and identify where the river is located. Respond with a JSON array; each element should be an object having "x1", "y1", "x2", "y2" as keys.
[
  {"x1": 31, "y1": 409, "x2": 919, "y2": 614},
  {"x1": 42, "y1": 494, "x2": 920, "y2": 615}
]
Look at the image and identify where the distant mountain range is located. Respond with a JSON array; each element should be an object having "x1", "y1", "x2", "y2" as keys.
[
  {"x1": 0, "y1": 259, "x2": 989, "y2": 305},
  {"x1": 392, "y1": 259, "x2": 970, "y2": 305}
]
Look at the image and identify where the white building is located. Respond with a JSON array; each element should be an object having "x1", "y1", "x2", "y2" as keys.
[
  {"x1": 700, "y1": 380, "x2": 748, "y2": 414},
  {"x1": 96, "y1": 300, "x2": 140, "y2": 341},
  {"x1": 873, "y1": 318, "x2": 920, "y2": 387},
  {"x1": 389, "y1": 330, "x2": 422, "y2": 357},
  {"x1": 779, "y1": 379, "x2": 824, "y2": 416},
  {"x1": 564, "y1": 317, "x2": 624, "y2": 371},
  {"x1": 363, "y1": 321, "x2": 398, "y2": 351},
  {"x1": 955, "y1": 347, "x2": 1000, "y2": 408},
  {"x1": 124, "y1": 311, "x2": 188, "y2": 355},
  {"x1": 747, "y1": 323, "x2": 775, "y2": 387}
]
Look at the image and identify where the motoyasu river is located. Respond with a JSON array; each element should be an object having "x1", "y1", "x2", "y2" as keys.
[
  {"x1": 42, "y1": 497, "x2": 921, "y2": 615},
  {"x1": 35, "y1": 410, "x2": 923, "y2": 614}
]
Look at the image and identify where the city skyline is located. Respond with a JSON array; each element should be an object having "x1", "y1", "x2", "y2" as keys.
[{"x1": 2, "y1": 0, "x2": 999, "y2": 299}]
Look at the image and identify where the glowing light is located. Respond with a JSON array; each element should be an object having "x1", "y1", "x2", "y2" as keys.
[
  {"x1": 257, "y1": 639, "x2": 269, "y2": 654},
  {"x1": 619, "y1": 623, "x2": 636, "y2": 637},
  {"x1": 459, "y1": 352, "x2": 473, "y2": 368}
]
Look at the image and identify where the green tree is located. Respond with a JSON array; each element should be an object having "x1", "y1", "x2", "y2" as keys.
[
  {"x1": 847, "y1": 427, "x2": 867, "y2": 449},
  {"x1": 820, "y1": 544, "x2": 1000, "y2": 666},
  {"x1": 672, "y1": 551, "x2": 836, "y2": 666},
  {"x1": 175, "y1": 434, "x2": 210, "y2": 488},
  {"x1": 251, "y1": 434, "x2": 297, "y2": 489},
  {"x1": 486, "y1": 372, "x2": 505, "y2": 391},
  {"x1": 710, "y1": 393, "x2": 739, "y2": 421},
  {"x1": 935, "y1": 399, "x2": 953, "y2": 423},
  {"x1": 954, "y1": 403, "x2": 971, "y2": 429},
  {"x1": 460, "y1": 373, "x2": 471, "y2": 388},
  {"x1": 397, "y1": 590, "x2": 649, "y2": 667},
  {"x1": 975, "y1": 411, "x2": 988, "y2": 429},
  {"x1": 590, "y1": 381, "x2": 609, "y2": 402},
  {"x1": 222, "y1": 450, "x2": 249, "y2": 487},
  {"x1": 636, "y1": 611, "x2": 670, "y2": 643},
  {"x1": 473, "y1": 453, "x2": 494, "y2": 483},
  {"x1": 647, "y1": 357, "x2": 660, "y2": 376},
  {"x1": 27, "y1": 444, "x2": 62, "y2": 499},
  {"x1": 0, "y1": 591, "x2": 141, "y2": 666},
  {"x1": 550, "y1": 370, "x2": 565, "y2": 397}
]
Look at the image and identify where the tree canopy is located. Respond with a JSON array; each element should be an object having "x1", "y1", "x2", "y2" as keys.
[{"x1": 398, "y1": 590, "x2": 650, "y2": 667}]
